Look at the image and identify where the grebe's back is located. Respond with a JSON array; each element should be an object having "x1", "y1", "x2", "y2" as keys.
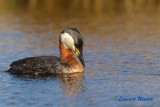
[{"x1": 7, "y1": 56, "x2": 69, "y2": 75}]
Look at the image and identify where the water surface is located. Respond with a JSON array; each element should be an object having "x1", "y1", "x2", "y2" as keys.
[{"x1": 0, "y1": 0, "x2": 160, "y2": 107}]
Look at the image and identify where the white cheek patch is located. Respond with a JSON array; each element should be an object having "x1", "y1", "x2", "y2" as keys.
[{"x1": 61, "y1": 33, "x2": 75, "y2": 50}]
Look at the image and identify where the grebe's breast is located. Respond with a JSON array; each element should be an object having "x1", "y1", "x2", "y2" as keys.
[{"x1": 7, "y1": 56, "x2": 70, "y2": 75}]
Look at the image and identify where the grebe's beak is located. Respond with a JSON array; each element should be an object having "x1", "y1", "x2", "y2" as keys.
[{"x1": 75, "y1": 48, "x2": 85, "y2": 67}]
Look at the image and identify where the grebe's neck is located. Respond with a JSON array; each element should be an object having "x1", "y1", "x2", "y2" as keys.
[{"x1": 59, "y1": 40, "x2": 83, "y2": 72}]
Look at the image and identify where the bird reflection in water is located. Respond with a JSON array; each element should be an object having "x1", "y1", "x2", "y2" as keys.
[
  {"x1": 59, "y1": 73, "x2": 84, "y2": 98},
  {"x1": 15, "y1": 73, "x2": 84, "y2": 98}
]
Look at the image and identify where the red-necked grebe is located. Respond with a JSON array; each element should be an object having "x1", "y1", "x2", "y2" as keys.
[{"x1": 6, "y1": 28, "x2": 85, "y2": 75}]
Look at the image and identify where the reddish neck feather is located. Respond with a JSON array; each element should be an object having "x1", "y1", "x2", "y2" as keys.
[{"x1": 59, "y1": 40, "x2": 80, "y2": 66}]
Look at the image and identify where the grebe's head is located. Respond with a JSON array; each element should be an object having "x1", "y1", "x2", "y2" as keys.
[{"x1": 60, "y1": 28, "x2": 85, "y2": 67}]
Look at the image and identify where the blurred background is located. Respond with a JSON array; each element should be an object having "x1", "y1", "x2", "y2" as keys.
[
  {"x1": 0, "y1": 0, "x2": 160, "y2": 34},
  {"x1": 0, "y1": 0, "x2": 160, "y2": 107}
]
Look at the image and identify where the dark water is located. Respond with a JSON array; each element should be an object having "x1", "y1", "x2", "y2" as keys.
[{"x1": 0, "y1": 0, "x2": 160, "y2": 107}]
